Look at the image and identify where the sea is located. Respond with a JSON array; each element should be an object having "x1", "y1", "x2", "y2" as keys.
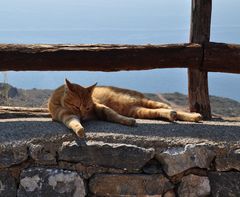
[{"x1": 0, "y1": 0, "x2": 240, "y2": 101}]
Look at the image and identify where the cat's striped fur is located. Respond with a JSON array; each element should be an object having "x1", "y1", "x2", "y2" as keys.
[{"x1": 48, "y1": 79, "x2": 202, "y2": 138}]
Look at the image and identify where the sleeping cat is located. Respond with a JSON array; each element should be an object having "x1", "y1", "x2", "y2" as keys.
[{"x1": 48, "y1": 79, "x2": 202, "y2": 138}]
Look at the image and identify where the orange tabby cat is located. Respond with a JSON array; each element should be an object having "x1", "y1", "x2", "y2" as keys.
[{"x1": 48, "y1": 79, "x2": 202, "y2": 138}]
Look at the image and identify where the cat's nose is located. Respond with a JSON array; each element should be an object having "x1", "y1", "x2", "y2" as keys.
[
  {"x1": 79, "y1": 115, "x2": 83, "y2": 121},
  {"x1": 78, "y1": 111, "x2": 83, "y2": 118}
]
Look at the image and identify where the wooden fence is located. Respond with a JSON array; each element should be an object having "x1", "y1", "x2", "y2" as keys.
[{"x1": 0, "y1": 0, "x2": 239, "y2": 119}]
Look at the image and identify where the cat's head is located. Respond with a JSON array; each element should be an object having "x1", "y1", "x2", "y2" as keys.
[{"x1": 63, "y1": 79, "x2": 97, "y2": 118}]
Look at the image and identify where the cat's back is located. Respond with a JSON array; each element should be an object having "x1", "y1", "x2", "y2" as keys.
[
  {"x1": 49, "y1": 85, "x2": 64, "y2": 100},
  {"x1": 93, "y1": 86, "x2": 144, "y2": 105},
  {"x1": 48, "y1": 85, "x2": 65, "y2": 110}
]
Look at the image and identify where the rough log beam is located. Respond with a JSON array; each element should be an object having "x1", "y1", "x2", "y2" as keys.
[
  {"x1": 0, "y1": 43, "x2": 240, "y2": 73},
  {"x1": 0, "y1": 106, "x2": 50, "y2": 118},
  {"x1": 0, "y1": 43, "x2": 201, "y2": 71},
  {"x1": 203, "y1": 42, "x2": 240, "y2": 74},
  {"x1": 188, "y1": 0, "x2": 212, "y2": 119},
  {"x1": 0, "y1": 106, "x2": 48, "y2": 112}
]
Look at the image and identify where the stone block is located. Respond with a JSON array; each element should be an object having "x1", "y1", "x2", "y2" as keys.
[
  {"x1": 143, "y1": 159, "x2": 163, "y2": 174},
  {"x1": 0, "y1": 171, "x2": 17, "y2": 197},
  {"x1": 0, "y1": 143, "x2": 28, "y2": 168},
  {"x1": 29, "y1": 143, "x2": 57, "y2": 165},
  {"x1": 209, "y1": 172, "x2": 240, "y2": 197},
  {"x1": 164, "y1": 190, "x2": 176, "y2": 197},
  {"x1": 89, "y1": 174, "x2": 173, "y2": 196},
  {"x1": 18, "y1": 167, "x2": 85, "y2": 197},
  {"x1": 178, "y1": 174, "x2": 210, "y2": 197},
  {"x1": 156, "y1": 144, "x2": 215, "y2": 176},
  {"x1": 58, "y1": 161, "x2": 125, "y2": 179},
  {"x1": 215, "y1": 149, "x2": 240, "y2": 171},
  {"x1": 58, "y1": 140, "x2": 154, "y2": 171}
]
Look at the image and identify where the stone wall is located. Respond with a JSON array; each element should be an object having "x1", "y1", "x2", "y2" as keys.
[{"x1": 0, "y1": 139, "x2": 239, "y2": 197}]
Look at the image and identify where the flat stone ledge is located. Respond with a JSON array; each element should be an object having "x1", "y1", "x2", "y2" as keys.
[{"x1": 0, "y1": 117, "x2": 240, "y2": 148}]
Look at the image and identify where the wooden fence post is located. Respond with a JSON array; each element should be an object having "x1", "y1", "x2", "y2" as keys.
[{"x1": 188, "y1": 0, "x2": 212, "y2": 119}]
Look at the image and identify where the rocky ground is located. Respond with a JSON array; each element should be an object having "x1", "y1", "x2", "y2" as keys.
[{"x1": 1, "y1": 83, "x2": 240, "y2": 117}]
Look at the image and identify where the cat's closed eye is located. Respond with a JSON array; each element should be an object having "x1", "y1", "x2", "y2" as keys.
[{"x1": 73, "y1": 105, "x2": 79, "y2": 110}]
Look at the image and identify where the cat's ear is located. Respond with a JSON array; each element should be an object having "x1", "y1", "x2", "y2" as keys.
[
  {"x1": 65, "y1": 78, "x2": 75, "y2": 92},
  {"x1": 87, "y1": 83, "x2": 97, "y2": 94}
]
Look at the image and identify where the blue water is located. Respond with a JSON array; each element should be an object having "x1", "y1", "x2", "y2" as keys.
[{"x1": 0, "y1": 0, "x2": 240, "y2": 101}]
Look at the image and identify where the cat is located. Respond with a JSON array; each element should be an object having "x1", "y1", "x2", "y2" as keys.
[{"x1": 48, "y1": 79, "x2": 202, "y2": 138}]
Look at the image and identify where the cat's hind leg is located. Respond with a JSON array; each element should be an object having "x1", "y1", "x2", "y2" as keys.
[
  {"x1": 128, "y1": 106, "x2": 177, "y2": 121},
  {"x1": 176, "y1": 111, "x2": 202, "y2": 122},
  {"x1": 141, "y1": 98, "x2": 172, "y2": 109},
  {"x1": 94, "y1": 103, "x2": 136, "y2": 126}
]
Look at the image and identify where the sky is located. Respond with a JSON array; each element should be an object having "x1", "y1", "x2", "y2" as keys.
[
  {"x1": 1, "y1": 0, "x2": 239, "y2": 42},
  {"x1": 0, "y1": 0, "x2": 240, "y2": 100},
  {"x1": 0, "y1": 1, "x2": 188, "y2": 29}
]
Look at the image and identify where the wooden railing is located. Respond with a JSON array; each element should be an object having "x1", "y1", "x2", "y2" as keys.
[{"x1": 0, "y1": 0, "x2": 239, "y2": 119}]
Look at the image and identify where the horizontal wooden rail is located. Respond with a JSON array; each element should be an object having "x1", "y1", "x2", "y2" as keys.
[
  {"x1": 203, "y1": 42, "x2": 240, "y2": 74},
  {"x1": 0, "y1": 43, "x2": 202, "y2": 71},
  {"x1": 0, "y1": 106, "x2": 49, "y2": 119},
  {"x1": 0, "y1": 42, "x2": 240, "y2": 73}
]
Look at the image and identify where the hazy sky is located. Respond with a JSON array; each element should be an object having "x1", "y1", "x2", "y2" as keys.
[
  {"x1": 0, "y1": 0, "x2": 189, "y2": 30},
  {"x1": 1, "y1": 0, "x2": 239, "y2": 43},
  {"x1": 0, "y1": 0, "x2": 239, "y2": 100}
]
